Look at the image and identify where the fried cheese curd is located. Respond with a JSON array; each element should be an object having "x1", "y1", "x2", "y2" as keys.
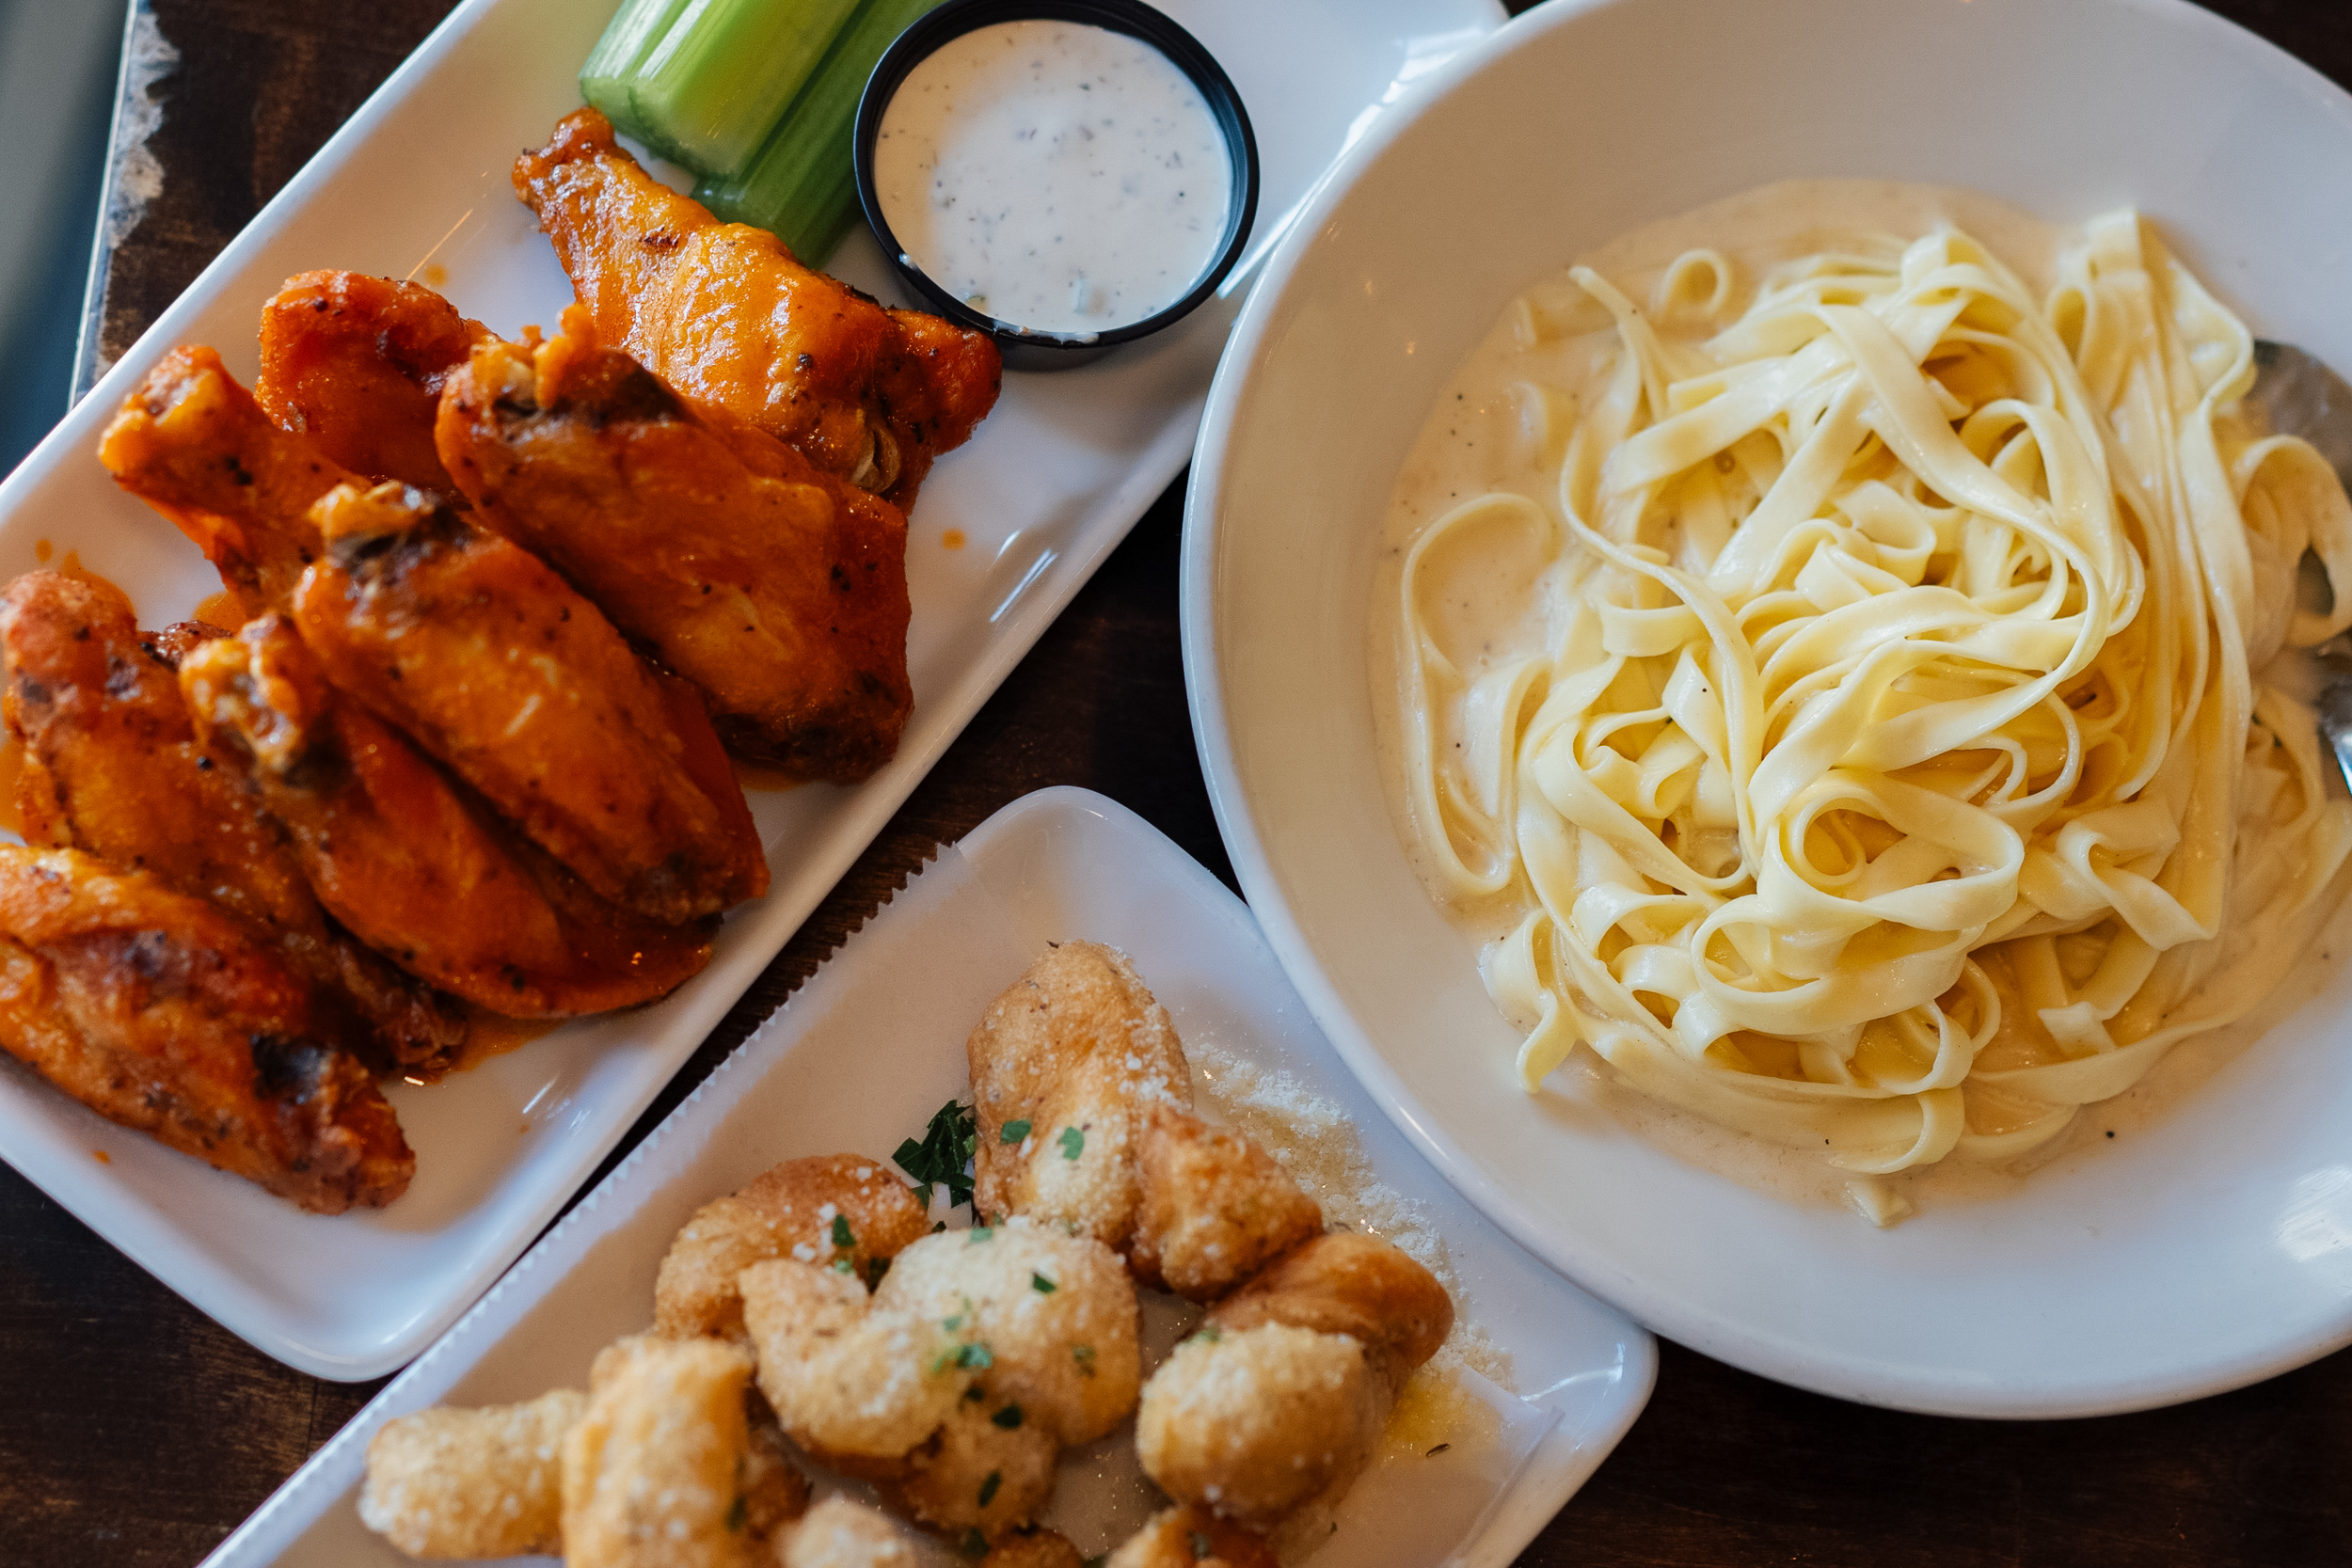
[
  {"x1": 562, "y1": 1335, "x2": 802, "y2": 1568},
  {"x1": 1103, "y1": 1506, "x2": 1279, "y2": 1568},
  {"x1": 1136, "y1": 1232, "x2": 1454, "y2": 1529},
  {"x1": 967, "y1": 942, "x2": 1191, "y2": 1251},
  {"x1": 969, "y1": 943, "x2": 1326, "y2": 1302},
  {"x1": 1128, "y1": 1102, "x2": 1322, "y2": 1302},
  {"x1": 359, "y1": 1388, "x2": 585, "y2": 1558},
  {"x1": 741, "y1": 1217, "x2": 1138, "y2": 1542},
  {"x1": 655, "y1": 1153, "x2": 930, "y2": 1340}
]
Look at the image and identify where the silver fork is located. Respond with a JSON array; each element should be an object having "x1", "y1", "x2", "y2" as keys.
[{"x1": 2249, "y1": 340, "x2": 2352, "y2": 793}]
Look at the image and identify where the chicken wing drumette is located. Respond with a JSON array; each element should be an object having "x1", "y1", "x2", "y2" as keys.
[
  {"x1": 99, "y1": 344, "x2": 350, "y2": 618},
  {"x1": 0, "y1": 570, "x2": 464, "y2": 1075},
  {"x1": 436, "y1": 311, "x2": 914, "y2": 782},
  {"x1": 255, "y1": 269, "x2": 490, "y2": 496},
  {"x1": 0, "y1": 844, "x2": 412, "y2": 1211},
  {"x1": 512, "y1": 107, "x2": 999, "y2": 511}
]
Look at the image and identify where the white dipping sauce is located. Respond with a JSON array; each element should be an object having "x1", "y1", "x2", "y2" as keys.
[{"x1": 872, "y1": 19, "x2": 1232, "y2": 336}]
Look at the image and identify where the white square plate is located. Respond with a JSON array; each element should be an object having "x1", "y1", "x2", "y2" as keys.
[
  {"x1": 199, "y1": 786, "x2": 1654, "y2": 1567},
  {"x1": 0, "y1": 0, "x2": 1502, "y2": 1376}
]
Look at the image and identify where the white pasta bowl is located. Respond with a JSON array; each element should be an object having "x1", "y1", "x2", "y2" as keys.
[{"x1": 1182, "y1": 0, "x2": 2352, "y2": 1417}]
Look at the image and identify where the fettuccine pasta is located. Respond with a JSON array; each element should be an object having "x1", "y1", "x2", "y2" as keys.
[{"x1": 1388, "y1": 186, "x2": 2352, "y2": 1223}]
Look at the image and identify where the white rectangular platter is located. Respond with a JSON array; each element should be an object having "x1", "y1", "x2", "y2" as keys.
[
  {"x1": 0, "y1": 0, "x2": 1504, "y2": 1377},
  {"x1": 200, "y1": 785, "x2": 1654, "y2": 1568}
]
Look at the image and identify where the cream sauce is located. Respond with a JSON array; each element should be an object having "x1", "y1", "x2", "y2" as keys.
[
  {"x1": 1366, "y1": 179, "x2": 2352, "y2": 1218},
  {"x1": 873, "y1": 19, "x2": 1230, "y2": 337}
]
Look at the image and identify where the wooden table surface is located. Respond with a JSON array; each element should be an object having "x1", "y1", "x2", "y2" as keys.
[{"x1": 8, "y1": 0, "x2": 2352, "y2": 1563}]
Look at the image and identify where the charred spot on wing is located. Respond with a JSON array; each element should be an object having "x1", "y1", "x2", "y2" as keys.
[{"x1": 251, "y1": 1033, "x2": 333, "y2": 1103}]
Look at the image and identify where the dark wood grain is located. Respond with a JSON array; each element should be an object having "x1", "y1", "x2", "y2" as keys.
[{"x1": 10, "y1": 0, "x2": 2352, "y2": 1564}]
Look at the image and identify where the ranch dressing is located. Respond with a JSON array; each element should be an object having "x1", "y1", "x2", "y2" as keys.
[{"x1": 873, "y1": 19, "x2": 1231, "y2": 336}]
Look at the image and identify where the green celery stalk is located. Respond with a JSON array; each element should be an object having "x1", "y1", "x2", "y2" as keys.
[
  {"x1": 626, "y1": 0, "x2": 867, "y2": 175},
  {"x1": 695, "y1": 0, "x2": 946, "y2": 265},
  {"x1": 579, "y1": 0, "x2": 695, "y2": 131}
]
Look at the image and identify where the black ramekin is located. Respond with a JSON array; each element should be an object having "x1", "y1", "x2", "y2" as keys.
[{"x1": 853, "y1": 0, "x2": 1260, "y2": 372}]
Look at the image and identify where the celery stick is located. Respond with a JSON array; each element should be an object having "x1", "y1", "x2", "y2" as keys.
[
  {"x1": 625, "y1": 0, "x2": 867, "y2": 175},
  {"x1": 579, "y1": 0, "x2": 695, "y2": 131},
  {"x1": 696, "y1": 0, "x2": 946, "y2": 265}
]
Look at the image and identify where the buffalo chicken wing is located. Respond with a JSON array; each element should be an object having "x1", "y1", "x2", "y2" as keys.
[
  {"x1": 294, "y1": 481, "x2": 766, "y2": 922},
  {"x1": 0, "y1": 571, "x2": 464, "y2": 1075},
  {"x1": 0, "y1": 844, "x2": 412, "y2": 1211},
  {"x1": 437, "y1": 313, "x2": 913, "y2": 781},
  {"x1": 513, "y1": 108, "x2": 999, "y2": 511},
  {"x1": 179, "y1": 615, "x2": 715, "y2": 1018},
  {"x1": 255, "y1": 269, "x2": 490, "y2": 496}
]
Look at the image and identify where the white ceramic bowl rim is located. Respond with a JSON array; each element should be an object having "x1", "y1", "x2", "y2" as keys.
[{"x1": 1182, "y1": 0, "x2": 2352, "y2": 1418}]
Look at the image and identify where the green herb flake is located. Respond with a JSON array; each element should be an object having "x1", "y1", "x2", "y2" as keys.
[
  {"x1": 1057, "y1": 1125, "x2": 1086, "y2": 1161},
  {"x1": 958, "y1": 1341, "x2": 994, "y2": 1370},
  {"x1": 1030, "y1": 1272, "x2": 1057, "y2": 1294},
  {"x1": 895, "y1": 1101, "x2": 979, "y2": 1209},
  {"x1": 962, "y1": 1384, "x2": 988, "y2": 1404},
  {"x1": 992, "y1": 1402, "x2": 1024, "y2": 1429},
  {"x1": 968, "y1": 1226, "x2": 993, "y2": 1244},
  {"x1": 961, "y1": 1527, "x2": 990, "y2": 1559},
  {"x1": 1188, "y1": 1324, "x2": 1222, "y2": 1345},
  {"x1": 977, "y1": 1469, "x2": 1002, "y2": 1508},
  {"x1": 1000, "y1": 1118, "x2": 1032, "y2": 1144},
  {"x1": 831, "y1": 1213, "x2": 854, "y2": 1249},
  {"x1": 831, "y1": 1257, "x2": 853, "y2": 1274},
  {"x1": 1072, "y1": 1343, "x2": 1096, "y2": 1376},
  {"x1": 943, "y1": 1311, "x2": 965, "y2": 1331},
  {"x1": 1189, "y1": 1530, "x2": 1214, "y2": 1560},
  {"x1": 726, "y1": 1494, "x2": 747, "y2": 1532}
]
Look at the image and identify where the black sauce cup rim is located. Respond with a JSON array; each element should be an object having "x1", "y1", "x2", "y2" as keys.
[{"x1": 853, "y1": 0, "x2": 1262, "y2": 366}]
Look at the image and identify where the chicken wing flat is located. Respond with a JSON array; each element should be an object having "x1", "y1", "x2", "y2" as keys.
[
  {"x1": 255, "y1": 270, "x2": 490, "y2": 496},
  {"x1": 294, "y1": 481, "x2": 766, "y2": 923},
  {"x1": 0, "y1": 844, "x2": 412, "y2": 1212},
  {"x1": 437, "y1": 315, "x2": 913, "y2": 781},
  {"x1": 514, "y1": 108, "x2": 1000, "y2": 510},
  {"x1": 99, "y1": 344, "x2": 353, "y2": 619},
  {"x1": 0, "y1": 571, "x2": 464, "y2": 1075},
  {"x1": 181, "y1": 615, "x2": 714, "y2": 1017}
]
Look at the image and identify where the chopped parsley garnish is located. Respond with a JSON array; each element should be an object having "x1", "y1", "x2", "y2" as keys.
[
  {"x1": 958, "y1": 1341, "x2": 994, "y2": 1370},
  {"x1": 1057, "y1": 1125, "x2": 1085, "y2": 1161},
  {"x1": 1189, "y1": 1530, "x2": 1214, "y2": 1560},
  {"x1": 895, "y1": 1099, "x2": 978, "y2": 1209},
  {"x1": 992, "y1": 1403, "x2": 1024, "y2": 1429},
  {"x1": 1188, "y1": 1324, "x2": 1222, "y2": 1345},
  {"x1": 968, "y1": 1226, "x2": 994, "y2": 1243},
  {"x1": 978, "y1": 1469, "x2": 1002, "y2": 1507},
  {"x1": 831, "y1": 1257, "x2": 853, "y2": 1274},
  {"x1": 1000, "y1": 1117, "x2": 1031, "y2": 1143},
  {"x1": 1031, "y1": 1272, "x2": 1057, "y2": 1294},
  {"x1": 1071, "y1": 1343, "x2": 1096, "y2": 1376},
  {"x1": 830, "y1": 1213, "x2": 854, "y2": 1249}
]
